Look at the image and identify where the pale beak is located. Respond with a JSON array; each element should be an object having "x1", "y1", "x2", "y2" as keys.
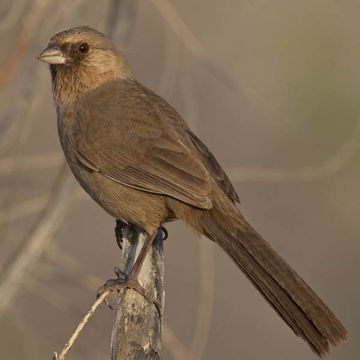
[{"x1": 37, "y1": 44, "x2": 68, "y2": 65}]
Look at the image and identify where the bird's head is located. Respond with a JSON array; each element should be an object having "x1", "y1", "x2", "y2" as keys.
[{"x1": 38, "y1": 26, "x2": 133, "y2": 107}]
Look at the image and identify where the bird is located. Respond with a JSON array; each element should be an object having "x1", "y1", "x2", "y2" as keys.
[{"x1": 38, "y1": 26, "x2": 347, "y2": 357}]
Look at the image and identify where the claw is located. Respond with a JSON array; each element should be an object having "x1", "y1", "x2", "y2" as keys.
[
  {"x1": 97, "y1": 276, "x2": 162, "y2": 317},
  {"x1": 114, "y1": 266, "x2": 126, "y2": 278},
  {"x1": 102, "y1": 229, "x2": 163, "y2": 317}
]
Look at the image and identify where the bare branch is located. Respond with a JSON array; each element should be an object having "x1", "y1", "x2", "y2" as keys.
[
  {"x1": 111, "y1": 227, "x2": 164, "y2": 360},
  {"x1": 25, "y1": 278, "x2": 109, "y2": 359},
  {"x1": 45, "y1": 228, "x2": 166, "y2": 360},
  {"x1": 53, "y1": 290, "x2": 111, "y2": 360},
  {"x1": 45, "y1": 246, "x2": 190, "y2": 360},
  {"x1": 46, "y1": 246, "x2": 193, "y2": 359}
]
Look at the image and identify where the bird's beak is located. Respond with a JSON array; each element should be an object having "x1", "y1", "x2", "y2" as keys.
[{"x1": 37, "y1": 44, "x2": 67, "y2": 65}]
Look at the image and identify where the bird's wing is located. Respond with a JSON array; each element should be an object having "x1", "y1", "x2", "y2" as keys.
[
  {"x1": 74, "y1": 84, "x2": 212, "y2": 209},
  {"x1": 130, "y1": 81, "x2": 240, "y2": 204},
  {"x1": 186, "y1": 131, "x2": 240, "y2": 203}
]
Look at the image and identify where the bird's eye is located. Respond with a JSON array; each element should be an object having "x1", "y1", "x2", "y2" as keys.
[{"x1": 77, "y1": 42, "x2": 89, "y2": 55}]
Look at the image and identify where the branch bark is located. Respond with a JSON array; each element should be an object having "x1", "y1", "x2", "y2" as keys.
[{"x1": 111, "y1": 226, "x2": 164, "y2": 360}]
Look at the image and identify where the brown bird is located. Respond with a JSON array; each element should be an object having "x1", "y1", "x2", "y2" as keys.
[{"x1": 38, "y1": 26, "x2": 347, "y2": 356}]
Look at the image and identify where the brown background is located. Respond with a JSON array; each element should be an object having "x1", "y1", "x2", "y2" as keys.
[{"x1": 0, "y1": 1, "x2": 358, "y2": 359}]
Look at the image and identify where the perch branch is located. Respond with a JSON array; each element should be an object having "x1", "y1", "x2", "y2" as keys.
[
  {"x1": 45, "y1": 245, "x2": 190, "y2": 359},
  {"x1": 111, "y1": 226, "x2": 164, "y2": 360}
]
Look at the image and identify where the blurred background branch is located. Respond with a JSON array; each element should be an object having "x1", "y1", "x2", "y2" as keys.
[
  {"x1": 0, "y1": 165, "x2": 74, "y2": 318},
  {"x1": 0, "y1": 0, "x2": 50, "y2": 91},
  {"x1": 227, "y1": 115, "x2": 360, "y2": 183},
  {"x1": 0, "y1": 0, "x2": 27, "y2": 31}
]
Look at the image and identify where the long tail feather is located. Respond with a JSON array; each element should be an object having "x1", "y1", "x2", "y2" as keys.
[{"x1": 198, "y1": 200, "x2": 347, "y2": 356}]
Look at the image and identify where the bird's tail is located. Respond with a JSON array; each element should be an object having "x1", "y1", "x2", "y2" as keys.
[{"x1": 197, "y1": 198, "x2": 347, "y2": 357}]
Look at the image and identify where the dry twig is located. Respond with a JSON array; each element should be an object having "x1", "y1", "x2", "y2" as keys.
[
  {"x1": 45, "y1": 245, "x2": 191, "y2": 359},
  {"x1": 53, "y1": 290, "x2": 110, "y2": 360}
]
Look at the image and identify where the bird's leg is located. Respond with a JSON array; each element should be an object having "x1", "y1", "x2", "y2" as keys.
[{"x1": 97, "y1": 229, "x2": 161, "y2": 314}]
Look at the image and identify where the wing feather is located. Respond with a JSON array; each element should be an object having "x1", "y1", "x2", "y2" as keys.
[
  {"x1": 72, "y1": 79, "x2": 238, "y2": 210},
  {"x1": 76, "y1": 119, "x2": 212, "y2": 209}
]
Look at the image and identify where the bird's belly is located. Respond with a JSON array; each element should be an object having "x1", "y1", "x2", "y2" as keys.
[{"x1": 70, "y1": 163, "x2": 169, "y2": 233}]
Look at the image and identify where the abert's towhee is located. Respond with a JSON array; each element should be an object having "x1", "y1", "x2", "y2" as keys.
[{"x1": 38, "y1": 26, "x2": 347, "y2": 356}]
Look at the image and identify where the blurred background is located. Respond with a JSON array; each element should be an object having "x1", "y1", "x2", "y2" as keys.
[{"x1": 0, "y1": 0, "x2": 358, "y2": 359}]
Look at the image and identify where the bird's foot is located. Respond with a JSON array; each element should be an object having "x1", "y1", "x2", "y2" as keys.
[{"x1": 97, "y1": 267, "x2": 162, "y2": 316}]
